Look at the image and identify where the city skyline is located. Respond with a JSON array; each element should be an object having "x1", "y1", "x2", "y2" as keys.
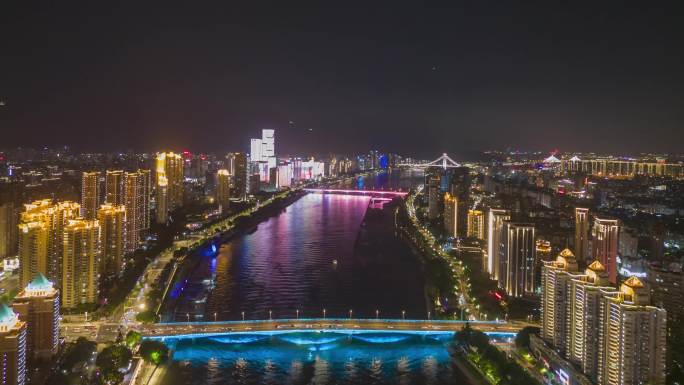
[
  {"x1": 0, "y1": 131, "x2": 682, "y2": 385},
  {"x1": 0, "y1": 3, "x2": 682, "y2": 385}
]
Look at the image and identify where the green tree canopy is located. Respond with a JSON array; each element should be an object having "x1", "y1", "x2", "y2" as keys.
[
  {"x1": 125, "y1": 330, "x2": 142, "y2": 349},
  {"x1": 96, "y1": 344, "x2": 133, "y2": 384},
  {"x1": 139, "y1": 340, "x2": 170, "y2": 365}
]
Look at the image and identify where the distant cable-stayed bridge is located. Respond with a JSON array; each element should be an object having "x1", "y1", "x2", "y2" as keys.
[{"x1": 402, "y1": 153, "x2": 461, "y2": 169}]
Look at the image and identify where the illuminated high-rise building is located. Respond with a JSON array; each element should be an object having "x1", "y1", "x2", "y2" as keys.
[
  {"x1": 123, "y1": 170, "x2": 150, "y2": 252},
  {"x1": 500, "y1": 222, "x2": 536, "y2": 297},
  {"x1": 228, "y1": 153, "x2": 247, "y2": 200},
  {"x1": 61, "y1": 219, "x2": 100, "y2": 308},
  {"x1": 0, "y1": 303, "x2": 27, "y2": 385},
  {"x1": 487, "y1": 209, "x2": 510, "y2": 280},
  {"x1": 249, "y1": 130, "x2": 276, "y2": 183},
  {"x1": 448, "y1": 167, "x2": 471, "y2": 236},
  {"x1": 156, "y1": 178, "x2": 168, "y2": 224},
  {"x1": 18, "y1": 200, "x2": 80, "y2": 288},
  {"x1": 467, "y1": 209, "x2": 484, "y2": 240},
  {"x1": 97, "y1": 204, "x2": 125, "y2": 276},
  {"x1": 647, "y1": 263, "x2": 684, "y2": 339},
  {"x1": 540, "y1": 254, "x2": 668, "y2": 385},
  {"x1": 0, "y1": 203, "x2": 18, "y2": 260},
  {"x1": 155, "y1": 152, "x2": 183, "y2": 224},
  {"x1": 541, "y1": 249, "x2": 579, "y2": 357},
  {"x1": 567, "y1": 260, "x2": 613, "y2": 381},
  {"x1": 215, "y1": 169, "x2": 230, "y2": 213},
  {"x1": 276, "y1": 163, "x2": 293, "y2": 188},
  {"x1": 17, "y1": 222, "x2": 48, "y2": 291},
  {"x1": 104, "y1": 170, "x2": 125, "y2": 205},
  {"x1": 427, "y1": 175, "x2": 441, "y2": 220},
  {"x1": 248, "y1": 173, "x2": 260, "y2": 195},
  {"x1": 593, "y1": 218, "x2": 619, "y2": 284},
  {"x1": 597, "y1": 277, "x2": 667, "y2": 385},
  {"x1": 574, "y1": 208, "x2": 589, "y2": 262},
  {"x1": 12, "y1": 273, "x2": 59, "y2": 360},
  {"x1": 250, "y1": 138, "x2": 263, "y2": 162},
  {"x1": 261, "y1": 129, "x2": 275, "y2": 162},
  {"x1": 138, "y1": 169, "x2": 151, "y2": 232},
  {"x1": 443, "y1": 193, "x2": 458, "y2": 238},
  {"x1": 19, "y1": 200, "x2": 53, "y2": 287},
  {"x1": 80, "y1": 171, "x2": 100, "y2": 220}
]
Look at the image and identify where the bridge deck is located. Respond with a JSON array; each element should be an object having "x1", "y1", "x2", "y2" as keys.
[
  {"x1": 140, "y1": 318, "x2": 521, "y2": 338},
  {"x1": 304, "y1": 188, "x2": 408, "y2": 197}
]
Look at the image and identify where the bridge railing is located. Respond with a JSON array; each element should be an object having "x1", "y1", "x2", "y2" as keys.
[{"x1": 155, "y1": 317, "x2": 506, "y2": 326}]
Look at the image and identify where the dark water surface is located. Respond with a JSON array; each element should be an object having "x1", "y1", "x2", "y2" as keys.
[{"x1": 171, "y1": 169, "x2": 426, "y2": 321}]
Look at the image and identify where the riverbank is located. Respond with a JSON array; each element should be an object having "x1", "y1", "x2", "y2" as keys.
[
  {"x1": 452, "y1": 351, "x2": 491, "y2": 385},
  {"x1": 395, "y1": 187, "x2": 465, "y2": 319}
]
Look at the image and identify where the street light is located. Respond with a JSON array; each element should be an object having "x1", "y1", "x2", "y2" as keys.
[
  {"x1": 241, "y1": 311, "x2": 245, "y2": 321},
  {"x1": 269, "y1": 310, "x2": 272, "y2": 320},
  {"x1": 214, "y1": 312, "x2": 217, "y2": 322},
  {"x1": 296, "y1": 309, "x2": 299, "y2": 319},
  {"x1": 349, "y1": 309, "x2": 353, "y2": 319},
  {"x1": 186, "y1": 313, "x2": 190, "y2": 322},
  {"x1": 402, "y1": 310, "x2": 406, "y2": 320},
  {"x1": 322, "y1": 309, "x2": 326, "y2": 319},
  {"x1": 375, "y1": 309, "x2": 379, "y2": 319},
  {"x1": 427, "y1": 311, "x2": 431, "y2": 320}
]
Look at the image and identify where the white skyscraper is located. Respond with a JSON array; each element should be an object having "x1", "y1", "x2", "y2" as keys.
[
  {"x1": 261, "y1": 129, "x2": 274, "y2": 158},
  {"x1": 261, "y1": 129, "x2": 276, "y2": 170},
  {"x1": 250, "y1": 138, "x2": 263, "y2": 162},
  {"x1": 487, "y1": 209, "x2": 510, "y2": 280},
  {"x1": 249, "y1": 129, "x2": 276, "y2": 183}
]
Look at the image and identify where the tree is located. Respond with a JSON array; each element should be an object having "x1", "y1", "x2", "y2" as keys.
[
  {"x1": 470, "y1": 330, "x2": 490, "y2": 351},
  {"x1": 515, "y1": 326, "x2": 540, "y2": 349},
  {"x1": 125, "y1": 330, "x2": 142, "y2": 349},
  {"x1": 47, "y1": 337, "x2": 98, "y2": 385},
  {"x1": 63, "y1": 337, "x2": 97, "y2": 369},
  {"x1": 454, "y1": 322, "x2": 473, "y2": 346},
  {"x1": 136, "y1": 310, "x2": 157, "y2": 323},
  {"x1": 96, "y1": 344, "x2": 132, "y2": 385},
  {"x1": 139, "y1": 340, "x2": 169, "y2": 366}
]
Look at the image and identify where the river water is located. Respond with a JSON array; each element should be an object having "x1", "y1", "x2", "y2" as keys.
[
  {"x1": 158, "y1": 330, "x2": 513, "y2": 385},
  {"x1": 161, "y1": 169, "x2": 485, "y2": 384},
  {"x1": 170, "y1": 169, "x2": 427, "y2": 321}
]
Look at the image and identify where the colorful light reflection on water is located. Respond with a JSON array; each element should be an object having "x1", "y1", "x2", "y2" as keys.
[
  {"x1": 158, "y1": 330, "x2": 509, "y2": 384},
  {"x1": 171, "y1": 169, "x2": 428, "y2": 321}
]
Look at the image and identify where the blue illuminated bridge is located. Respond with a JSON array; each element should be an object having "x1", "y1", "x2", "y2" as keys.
[{"x1": 139, "y1": 318, "x2": 525, "y2": 339}]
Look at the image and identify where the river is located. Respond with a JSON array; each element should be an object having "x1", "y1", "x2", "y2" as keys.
[
  {"x1": 168, "y1": 169, "x2": 427, "y2": 321},
  {"x1": 159, "y1": 169, "x2": 483, "y2": 384}
]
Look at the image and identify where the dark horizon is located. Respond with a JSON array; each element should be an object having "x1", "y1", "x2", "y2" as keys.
[{"x1": 2, "y1": 3, "x2": 683, "y2": 157}]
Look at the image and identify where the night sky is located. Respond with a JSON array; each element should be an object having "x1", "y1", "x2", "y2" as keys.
[{"x1": 1, "y1": 3, "x2": 683, "y2": 158}]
